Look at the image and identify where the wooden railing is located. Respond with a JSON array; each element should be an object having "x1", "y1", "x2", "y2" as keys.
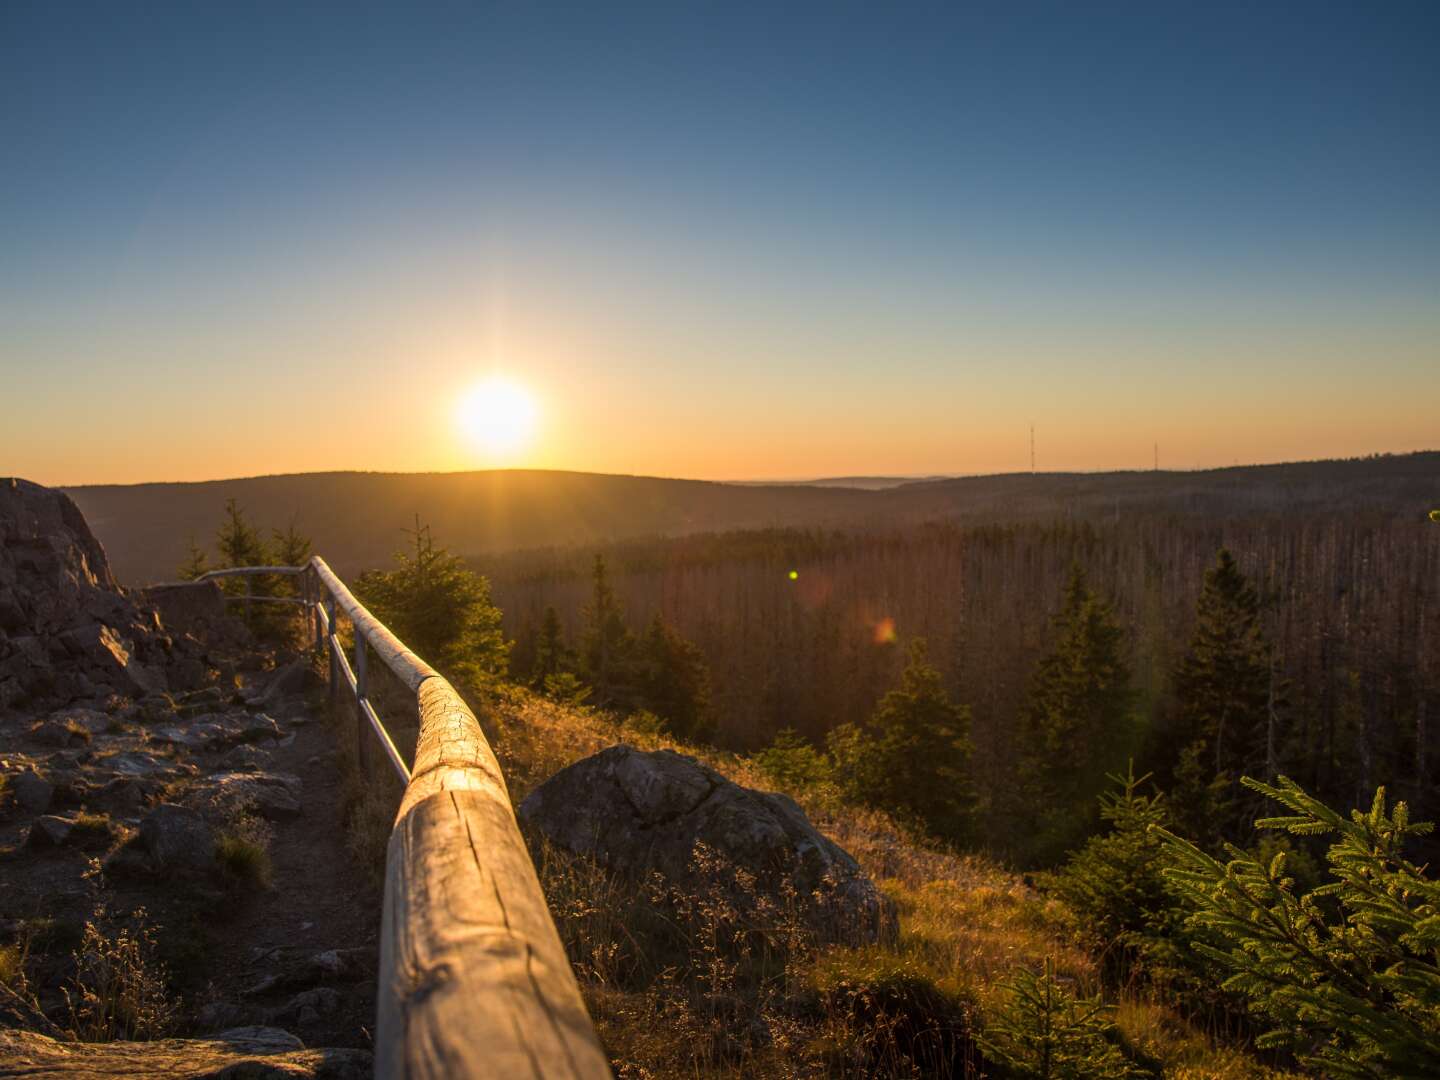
[{"x1": 196, "y1": 558, "x2": 610, "y2": 1078}]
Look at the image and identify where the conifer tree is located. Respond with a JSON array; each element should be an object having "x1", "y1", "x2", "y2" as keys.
[
  {"x1": 978, "y1": 957, "x2": 1143, "y2": 1079},
  {"x1": 638, "y1": 613, "x2": 712, "y2": 740},
  {"x1": 1160, "y1": 777, "x2": 1440, "y2": 1079},
  {"x1": 531, "y1": 606, "x2": 568, "y2": 688},
  {"x1": 1170, "y1": 549, "x2": 1281, "y2": 839},
  {"x1": 830, "y1": 638, "x2": 975, "y2": 840},
  {"x1": 1014, "y1": 566, "x2": 1135, "y2": 864},
  {"x1": 177, "y1": 535, "x2": 210, "y2": 581},
  {"x1": 215, "y1": 498, "x2": 269, "y2": 569},
  {"x1": 581, "y1": 554, "x2": 635, "y2": 703},
  {"x1": 355, "y1": 523, "x2": 509, "y2": 684}
]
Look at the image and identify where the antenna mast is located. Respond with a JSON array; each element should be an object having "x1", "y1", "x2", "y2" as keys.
[{"x1": 1030, "y1": 424, "x2": 1035, "y2": 474}]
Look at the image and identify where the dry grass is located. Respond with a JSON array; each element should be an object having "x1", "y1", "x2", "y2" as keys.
[
  {"x1": 490, "y1": 684, "x2": 1295, "y2": 1078},
  {"x1": 215, "y1": 813, "x2": 274, "y2": 890},
  {"x1": 62, "y1": 911, "x2": 175, "y2": 1042}
]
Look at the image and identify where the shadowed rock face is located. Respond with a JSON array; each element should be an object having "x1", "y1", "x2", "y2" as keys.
[
  {"x1": 520, "y1": 745, "x2": 896, "y2": 943},
  {"x1": 0, "y1": 478, "x2": 206, "y2": 710}
]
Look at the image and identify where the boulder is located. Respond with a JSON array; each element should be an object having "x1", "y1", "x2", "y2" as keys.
[
  {"x1": 0, "y1": 1026, "x2": 371, "y2": 1078},
  {"x1": 520, "y1": 745, "x2": 896, "y2": 943},
  {"x1": 27, "y1": 814, "x2": 73, "y2": 848},
  {"x1": 0, "y1": 479, "x2": 207, "y2": 711},
  {"x1": 11, "y1": 768, "x2": 54, "y2": 813},
  {"x1": 247, "y1": 658, "x2": 316, "y2": 708},
  {"x1": 138, "y1": 802, "x2": 215, "y2": 870},
  {"x1": 189, "y1": 771, "x2": 303, "y2": 821}
]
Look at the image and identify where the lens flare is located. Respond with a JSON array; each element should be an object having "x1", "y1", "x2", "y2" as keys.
[{"x1": 458, "y1": 376, "x2": 538, "y2": 460}]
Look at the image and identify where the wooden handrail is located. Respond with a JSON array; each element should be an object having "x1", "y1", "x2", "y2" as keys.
[{"x1": 191, "y1": 557, "x2": 610, "y2": 1079}]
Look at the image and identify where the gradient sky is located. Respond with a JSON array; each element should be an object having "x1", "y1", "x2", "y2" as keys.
[{"x1": 3, "y1": 1, "x2": 1437, "y2": 485}]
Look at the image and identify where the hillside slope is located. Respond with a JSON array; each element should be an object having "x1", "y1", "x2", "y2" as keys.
[{"x1": 64, "y1": 452, "x2": 1437, "y2": 584}]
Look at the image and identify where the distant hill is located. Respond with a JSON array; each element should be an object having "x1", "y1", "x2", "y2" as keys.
[{"x1": 61, "y1": 453, "x2": 1438, "y2": 585}]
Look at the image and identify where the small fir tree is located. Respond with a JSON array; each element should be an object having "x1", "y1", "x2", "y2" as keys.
[
  {"x1": 355, "y1": 522, "x2": 509, "y2": 684},
  {"x1": 531, "y1": 606, "x2": 568, "y2": 688},
  {"x1": 1014, "y1": 566, "x2": 1135, "y2": 864},
  {"x1": 177, "y1": 535, "x2": 210, "y2": 581},
  {"x1": 638, "y1": 614, "x2": 712, "y2": 740},
  {"x1": 1170, "y1": 549, "x2": 1282, "y2": 837},
  {"x1": 1160, "y1": 777, "x2": 1440, "y2": 1079},
  {"x1": 978, "y1": 957, "x2": 1143, "y2": 1079},
  {"x1": 754, "y1": 729, "x2": 834, "y2": 791},
  {"x1": 581, "y1": 554, "x2": 635, "y2": 704},
  {"x1": 830, "y1": 638, "x2": 976, "y2": 841}
]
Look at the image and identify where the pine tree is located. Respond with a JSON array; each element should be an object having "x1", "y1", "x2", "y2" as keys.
[
  {"x1": 1170, "y1": 549, "x2": 1281, "y2": 839},
  {"x1": 272, "y1": 520, "x2": 313, "y2": 599},
  {"x1": 1046, "y1": 766, "x2": 1193, "y2": 987},
  {"x1": 978, "y1": 957, "x2": 1143, "y2": 1079},
  {"x1": 214, "y1": 498, "x2": 273, "y2": 628},
  {"x1": 638, "y1": 614, "x2": 712, "y2": 740},
  {"x1": 531, "y1": 606, "x2": 568, "y2": 688},
  {"x1": 1014, "y1": 566, "x2": 1135, "y2": 864},
  {"x1": 177, "y1": 535, "x2": 210, "y2": 581},
  {"x1": 581, "y1": 555, "x2": 634, "y2": 703},
  {"x1": 830, "y1": 638, "x2": 975, "y2": 841},
  {"x1": 355, "y1": 523, "x2": 509, "y2": 684},
  {"x1": 1160, "y1": 777, "x2": 1440, "y2": 1079}
]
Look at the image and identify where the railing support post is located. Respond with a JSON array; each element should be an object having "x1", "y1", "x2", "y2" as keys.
[
  {"x1": 355, "y1": 632, "x2": 369, "y2": 776},
  {"x1": 326, "y1": 595, "x2": 338, "y2": 717}
]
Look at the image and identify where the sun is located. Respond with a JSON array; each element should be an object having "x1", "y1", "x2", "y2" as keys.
[{"x1": 457, "y1": 376, "x2": 538, "y2": 460}]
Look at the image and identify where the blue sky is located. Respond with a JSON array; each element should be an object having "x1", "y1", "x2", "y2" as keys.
[{"x1": 3, "y1": 1, "x2": 1437, "y2": 483}]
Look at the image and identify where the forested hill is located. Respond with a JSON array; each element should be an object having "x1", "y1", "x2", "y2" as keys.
[{"x1": 65, "y1": 452, "x2": 1437, "y2": 584}]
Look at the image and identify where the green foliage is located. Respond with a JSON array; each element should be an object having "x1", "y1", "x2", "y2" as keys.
[
  {"x1": 1160, "y1": 777, "x2": 1440, "y2": 1078},
  {"x1": 1014, "y1": 566, "x2": 1135, "y2": 865},
  {"x1": 828, "y1": 638, "x2": 975, "y2": 841},
  {"x1": 1046, "y1": 767, "x2": 1192, "y2": 987},
  {"x1": 581, "y1": 555, "x2": 637, "y2": 703},
  {"x1": 543, "y1": 670, "x2": 592, "y2": 706},
  {"x1": 754, "y1": 728, "x2": 834, "y2": 791},
  {"x1": 1169, "y1": 549, "x2": 1281, "y2": 839},
  {"x1": 215, "y1": 497, "x2": 269, "y2": 570},
  {"x1": 638, "y1": 614, "x2": 712, "y2": 740},
  {"x1": 177, "y1": 535, "x2": 209, "y2": 581},
  {"x1": 355, "y1": 522, "x2": 509, "y2": 684},
  {"x1": 531, "y1": 605, "x2": 569, "y2": 687},
  {"x1": 979, "y1": 957, "x2": 1144, "y2": 1079}
]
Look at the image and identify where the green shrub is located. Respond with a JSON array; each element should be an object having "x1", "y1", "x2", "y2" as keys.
[
  {"x1": 1160, "y1": 777, "x2": 1440, "y2": 1079},
  {"x1": 979, "y1": 957, "x2": 1146, "y2": 1079},
  {"x1": 754, "y1": 729, "x2": 833, "y2": 791}
]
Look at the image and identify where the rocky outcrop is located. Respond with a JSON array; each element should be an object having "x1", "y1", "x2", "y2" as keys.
[
  {"x1": 0, "y1": 478, "x2": 208, "y2": 711},
  {"x1": 520, "y1": 745, "x2": 896, "y2": 943},
  {"x1": 0, "y1": 1026, "x2": 371, "y2": 1078}
]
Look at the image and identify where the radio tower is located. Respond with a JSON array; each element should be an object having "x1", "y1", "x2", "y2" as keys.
[
  {"x1": 1030, "y1": 424, "x2": 1035, "y2": 475},
  {"x1": 1154, "y1": 442, "x2": 1159, "y2": 471}
]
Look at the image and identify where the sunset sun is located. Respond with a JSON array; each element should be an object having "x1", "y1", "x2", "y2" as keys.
[{"x1": 458, "y1": 376, "x2": 538, "y2": 460}]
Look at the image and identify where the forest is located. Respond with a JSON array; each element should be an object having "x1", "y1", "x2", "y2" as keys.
[{"x1": 486, "y1": 509, "x2": 1439, "y2": 866}]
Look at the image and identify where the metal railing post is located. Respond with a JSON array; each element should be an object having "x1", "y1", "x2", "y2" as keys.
[
  {"x1": 326, "y1": 595, "x2": 338, "y2": 716},
  {"x1": 354, "y1": 632, "x2": 369, "y2": 776}
]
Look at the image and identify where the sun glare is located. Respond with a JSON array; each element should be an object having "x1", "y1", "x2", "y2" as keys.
[{"x1": 458, "y1": 376, "x2": 538, "y2": 461}]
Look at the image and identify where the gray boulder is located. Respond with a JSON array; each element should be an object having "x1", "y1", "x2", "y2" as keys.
[
  {"x1": 11, "y1": 768, "x2": 54, "y2": 813},
  {"x1": 189, "y1": 770, "x2": 303, "y2": 821},
  {"x1": 520, "y1": 745, "x2": 895, "y2": 943},
  {"x1": 138, "y1": 802, "x2": 215, "y2": 869}
]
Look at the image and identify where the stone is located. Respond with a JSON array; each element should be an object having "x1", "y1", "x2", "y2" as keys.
[
  {"x1": 269, "y1": 986, "x2": 343, "y2": 1027},
  {"x1": 0, "y1": 1026, "x2": 372, "y2": 1078},
  {"x1": 28, "y1": 719, "x2": 87, "y2": 747},
  {"x1": 104, "y1": 750, "x2": 190, "y2": 779},
  {"x1": 247, "y1": 658, "x2": 316, "y2": 708},
  {"x1": 0, "y1": 479, "x2": 207, "y2": 711},
  {"x1": 189, "y1": 771, "x2": 303, "y2": 821},
  {"x1": 11, "y1": 768, "x2": 54, "y2": 813},
  {"x1": 27, "y1": 814, "x2": 73, "y2": 848},
  {"x1": 520, "y1": 745, "x2": 896, "y2": 943},
  {"x1": 219, "y1": 743, "x2": 273, "y2": 772},
  {"x1": 138, "y1": 802, "x2": 215, "y2": 870}
]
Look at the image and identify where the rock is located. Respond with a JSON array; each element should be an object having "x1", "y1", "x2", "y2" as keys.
[
  {"x1": 269, "y1": 986, "x2": 343, "y2": 1027},
  {"x1": 139, "y1": 579, "x2": 237, "y2": 641},
  {"x1": 248, "y1": 658, "x2": 315, "y2": 708},
  {"x1": 189, "y1": 771, "x2": 303, "y2": 821},
  {"x1": 307, "y1": 946, "x2": 378, "y2": 981},
  {"x1": 28, "y1": 719, "x2": 88, "y2": 747},
  {"x1": 0, "y1": 479, "x2": 206, "y2": 712},
  {"x1": 138, "y1": 802, "x2": 215, "y2": 870},
  {"x1": 0, "y1": 1025, "x2": 372, "y2": 1078},
  {"x1": 104, "y1": 750, "x2": 191, "y2": 779},
  {"x1": 220, "y1": 743, "x2": 273, "y2": 772},
  {"x1": 50, "y1": 707, "x2": 113, "y2": 735},
  {"x1": 27, "y1": 814, "x2": 73, "y2": 848},
  {"x1": 520, "y1": 745, "x2": 896, "y2": 943},
  {"x1": 11, "y1": 768, "x2": 54, "y2": 813}
]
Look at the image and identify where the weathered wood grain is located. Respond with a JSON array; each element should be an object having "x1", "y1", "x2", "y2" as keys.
[{"x1": 377, "y1": 677, "x2": 610, "y2": 1078}]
